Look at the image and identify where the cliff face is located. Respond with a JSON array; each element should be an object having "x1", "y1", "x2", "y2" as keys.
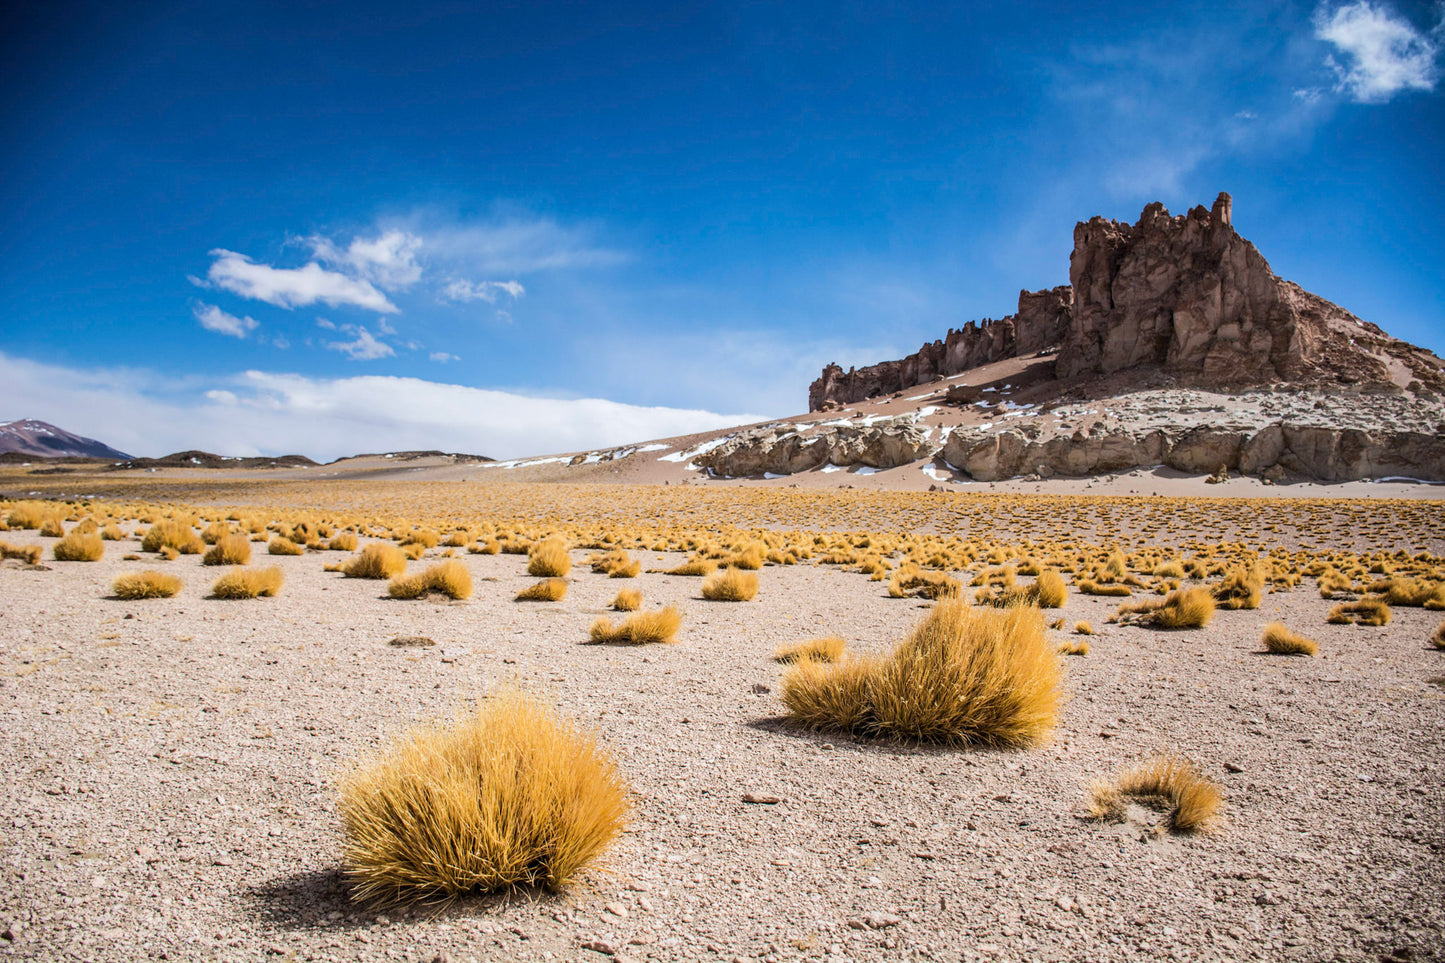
[{"x1": 809, "y1": 193, "x2": 1445, "y2": 408}]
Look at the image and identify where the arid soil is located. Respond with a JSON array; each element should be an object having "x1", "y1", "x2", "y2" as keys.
[{"x1": 2, "y1": 506, "x2": 1443, "y2": 963}]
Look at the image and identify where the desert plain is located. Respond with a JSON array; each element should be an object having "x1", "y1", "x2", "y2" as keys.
[{"x1": 0, "y1": 466, "x2": 1442, "y2": 963}]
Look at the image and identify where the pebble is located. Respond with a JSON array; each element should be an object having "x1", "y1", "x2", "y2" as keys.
[
  {"x1": 604, "y1": 902, "x2": 628, "y2": 918},
  {"x1": 581, "y1": 939, "x2": 616, "y2": 955}
]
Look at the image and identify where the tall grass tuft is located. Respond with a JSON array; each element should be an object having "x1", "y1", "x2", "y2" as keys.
[
  {"x1": 1212, "y1": 563, "x2": 1263, "y2": 610},
  {"x1": 141, "y1": 520, "x2": 203, "y2": 555},
  {"x1": 211, "y1": 566, "x2": 283, "y2": 599},
  {"x1": 773, "y1": 636, "x2": 847, "y2": 664},
  {"x1": 338, "y1": 691, "x2": 629, "y2": 904},
  {"x1": 781, "y1": 600, "x2": 1061, "y2": 747},
  {"x1": 527, "y1": 537, "x2": 572, "y2": 578},
  {"x1": 588, "y1": 606, "x2": 683, "y2": 645},
  {"x1": 610, "y1": 588, "x2": 642, "y2": 611},
  {"x1": 1432, "y1": 619, "x2": 1445, "y2": 650},
  {"x1": 516, "y1": 578, "x2": 568, "y2": 602},
  {"x1": 388, "y1": 560, "x2": 473, "y2": 600},
  {"x1": 701, "y1": 567, "x2": 758, "y2": 601},
  {"x1": 1261, "y1": 622, "x2": 1317, "y2": 656},
  {"x1": 1327, "y1": 598, "x2": 1391, "y2": 626},
  {"x1": 0, "y1": 539, "x2": 43, "y2": 565},
  {"x1": 1113, "y1": 587, "x2": 1215, "y2": 629},
  {"x1": 203, "y1": 533, "x2": 252, "y2": 566},
  {"x1": 113, "y1": 571, "x2": 181, "y2": 599},
  {"x1": 1088, "y1": 755, "x2": 1223, "y2": 833},
  {"x1": 53, "y1": 530, "x2": 104, "y2": 562},
  {"x1": 342, "y1": 543, "x2": 407, "y2": 579}
]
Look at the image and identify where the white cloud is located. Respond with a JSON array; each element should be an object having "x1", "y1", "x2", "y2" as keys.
[
  {"x1": 307, "y1": 230, "x2": 422, "y2": 290},
  {"x1": 429, "y1": 352, "x2": 459, "y2": 363},
  {"x1": 326, "y1": 326, "x2": 395, "y2": 361},
  {"x1": 1316, "y1": 1, "x2": 1442, "y2": 102},
  {"x1": 203, "y1": 249, "x2": 399, "y2": 313},
  {"x1": 0, "y1": 351, "x2": 766, "y2": 462},
  {"x1": 439, "y1": 278, "x2": 526, "y2": 303},
  {"x1": 422, "y1": 216, "x2": 626, "y2": 274},
  {"x1": 193, "y1": 302, "x2": 258, "y2": 339}
]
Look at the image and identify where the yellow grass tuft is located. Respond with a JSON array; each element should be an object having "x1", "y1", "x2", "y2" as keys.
[
  {"x1": 388, "y1": 560, "x2": 473, "y2": 600},
  {"x1": 887, "y1": 566, "x2": 960, "y2": 600},
  {"x1": 1368, "y1": 578, "x2": 1445, "y2": 609},
  {"x1": 38, "y1": 517, "x2": 65, "y2": 538},
  {"x1": 210, "y1": 566, "x2": 283, "y2": 599},
  {"x1": 773, "y1": 636, "x2": 847, "y2": 664},
  {"x1": 326, "y1": 532, "x2": 359, "y2": 552},
  {"x1": 516, "y1": 578, "x2": 568, "y2": 602},
  {"x1": 1074, "y1": 620, "x2": 1094, "y2": 635},
  {"x1": 338, "y1": 690, "x2": 629, "y2": 904},
  {"x1": 342, "y1": 543, "x2": 407, "y2": 579},
  {"x1": 661, "y1": 558, "x2": 717, "y2": 577},
  {"x1": 4, "y1": 502, "x2": 53, "y2": 530},
  {"x1": 1089, "y1": 755, "x2": 1223, "y2": 833},
  {"x1": 53, "y1": 530, "x2": 104, "y2": 562},
  {"x1": 588, "y1": 606, "x2": 683, "y2": 645},
  {"x1": 977, "y1": 570, "x2": 1067, "y2": 608},
  {"x1": 203, "y1": 533, "x2": 252, "y2": 566},
  {"x1": 1432, "y1": 619, "x2": 1445, "y2": 650},
  {"x1": 1327, "y1": 598, "x2": 1391, "y2": 626},
  {"x1": 527, "y1": 537, "x2": 572, "y2": 578},
  {"x1": 112, "y1": 571, "x2": 181, "y2": 599},
  {"x1": 1, "y1": 539, "x2": 44, "y2": 564},
  {"x1": 1113, "y1": 586, "x2": 1215, "y2": 629},
  {"x1": 1077, "y1": 579, "x2": 1132, "y2": 597},
  {"x1": 701, "y1": 567, "x2": 758, "y2": 601},
  {"x1": 590, "y1": 549, "x2": 641, "y2": 578},
  {"x1": 268, "y1": 536, "x2": 305, "y2": 556},
  {"x1": 100, "y1": 524, "x2": 125, "y2": 541},
  {"x1": 610, "y1": 588, "x2": 642, "y2": 611},
  {"x1": 1212, "y1": 563, "x2": 1263, "y2": 610},
  {"x1": 1261, "y1": 622, "x2": 1317, "y2": 656},
  {"x1": 781, "y1": 600, "x2": 1061, "y2": 747},
  {"x1": 724, "y1": 543, "x2": 766, "y2": 570},
  {"x1": 1057, "y1": 639, "x2": 1090, "y2": 656},
  {"x1": 141, "y1": 519, "x2": 203, "y2": 554}
]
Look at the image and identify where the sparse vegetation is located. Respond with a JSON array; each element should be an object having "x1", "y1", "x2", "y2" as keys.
[
  {"x1": 589, "y1": 606, "x2": 683, "y2": 645},
  {"x1": 341, "y1": 543, "x2": 407, "y2": 579},
  {"x1": 610, "y1": 588, "x2": 642, "y2": 611},
  {"x1": 1113, "y1": 586, "x2": 1215, "y2": 629},
  {"x1": 338, "y1": 690, "x2": 629, "y2": 903},
  {"x1": 1261, "y1": 622, "x2": 1317, "y2": 656},
  {"x1": 1432, "y1": 619, "x2": 1445, "y2": 650},
  {"x1": 1057, "y1": 639, "x2": 1089, "y2": 656},
  {"x1": 203, "y1": 533, "x2": 252, "y2": 566},
  {"x1": 53, "y1": 530, "x2": 104, "y2": 562},
  {"x1": 211, "y1": 566, "x2": 283, "y2": 599},
  {"x1": 516, "y1": 578, "x2": 568, "y2": 602},
  {"x1": 112, "y1": 571, "x2": 182, "y2": 599},
  {"x1": 1088, "y1": 755, "x2": 1223, "y2": 833},
  {"x1": 1074, "y1": 621, "x2": 1094, "y2": 635},
  {"x1": 1327, "y1": 598, "x2": 1391, "y2": 626},
  {"x1": 527, "y1": 537, "x2": 572, "y2": 578},
  {"x1": 1, "y1": 539, "x2": 43, "y2": 564},
  {"x1": 774, "y1": 636, "x2": 847, "y2": 664},
  {"x1": 388, "y1": 560, "x2": 473, "y2": 600},
  {"x1": 141, "y1": 519, "x2": 203, "y2": 554},
  {"x1": 701, "y1": 567, "x2": 758, "y2": 601}
]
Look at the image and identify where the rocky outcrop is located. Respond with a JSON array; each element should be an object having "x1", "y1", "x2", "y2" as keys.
[
  {"x1": 695, "y1": 423, "x2": 935, "y2": 477},
  {"x1": 809, "y1": 194, "x2": 1445, "y2": 409}
]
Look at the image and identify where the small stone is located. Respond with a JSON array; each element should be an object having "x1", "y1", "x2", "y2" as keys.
[
  {"x1": 1223, "y1": 762, "x2": 1245, "y2": 774},
  {"x1": 389, "y1": 635, "x2": 435, "y2": 647},
  {"x1": 626, "y1": 881, "x2": 652, "y2": 892},
  {"x1": 604, "y1": 902, "x2": 628, "y2": 918},
  {"x1": 213, "y1": 856, "x2": 233, "y2": 867},
  {"x1": 2, "y1": 921, "x2": 22, "y2": 942},
  {"x1": 742, "y1": 793, "x2": 782, "y2": 805},
  {"x1": 430, "y1": 952, "x2": 451, "y2": 963},
  {"x1": 865, "y1": 912, "x2": 902, "y2": 929},
  {"x1": 751, "y1": 683, "x2": 771, "y2": 694},
  {"x1": 581, "y1": 940, "x2": 616, "y2": 955}
]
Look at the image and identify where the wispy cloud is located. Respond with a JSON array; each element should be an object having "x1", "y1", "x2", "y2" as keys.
[
  {"x1": 429, "y1": 351, "x2": 459, "y2": 363},
  {"x1": 1315, "y1": 1, "x2": 1443, "y2": 103},
  {"x1": 325, "y1": 325, "x2": 395, "y2": 360},
  {"x1": 306, "y1": 229, "x2": 422, "y2": 290},
  {"x1": 201, "y1": 249, "x2": 399, "y2": 313},
  {"x1": 439, "y1": 278, "x2": 526, "y2": 303},
  {"x1": 192, "y1": 302, "x2": 258, "y2": 338},
  {"x1": 0, "y1": 351, "x2": 765, "y2": 461},
  {"x1": 420, "y1": 215, "x2": 627, "y2": 274}
]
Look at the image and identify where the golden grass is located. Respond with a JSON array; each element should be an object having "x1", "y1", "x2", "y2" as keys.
[
  {"x1": 388, "y1": 560, "x2": 473, "y2": 600},
  {"x1": 38, "y1": 517, "x2": 65, "y2": 538},
  {"x1": 326, "y1": 531, "x2": 359, "y2": 552},
  {"x1": 588, "y1": 606, "x2": 683, "y2": 645},
  {"x1": 268, "y1": 536, "x2": 305, "y2": 556},
  {"x1": 610, "y1": 588, "x2": 642, "y2": 611},
  {"x1": 1368, "y1": 578, "x2": 1445, "y2": 609},
  {"x1": 338, "y1": 690, "x2": 629, "y2": 904},
  {"x1": 701, "y1": 567, "x2": 758, "y2": 601},
  {"x1": 590, "y1": 549, "x2": 641, "y2": 578},
  {"x1": 1077, "y1": 579, "x2": 1132, "y2": 597},
  {"x1": 773, "y1": 636, "x2": 847, "y2": 664},
  {"x1": 0, "y1": 539, "x2": 43, "y2": 565},
  {"x1": 661, "y1": 558, "x2": 717, "y2": 577},
  {"x1": 1432, "y1": 619, "x2": 1445, "y2": 650},
  {"x1": 724, "y1": 543, "x2": 766, "y2": 570},
  {"x1": 100, "y1": 524, "x2": 125, "y2": 541},
  {"x1": 1113, "y1": 586, "x2": 1215, "y2": 629},
  {"x1": 53, "y1": 530, "x2": 104, "y2": 562},
  {"x1": 211, "y1": 566, "x2": 284, "y2": 599},
  {"x1": 342, "y1": 542, "x2": 407, "y2": 579},
  {"x1": 887, "y1": 566, "x2": 960, "y2": 600},
  {"x1": 1057, "y1": 639, "x2": 1090, "y2": 656},
  {"x1": 1327, "y1": 598, "x2": 1391, "y2": 626},
  {"x1": 977, "y1": 570, "x2": 1067, "y2": 609},
  {"x1": 516, "y1": 578, "x2": 568, "y2": 602},
  {"x1": 1074, "y1": 620, "x2": 1094, "y2": 635},
  {"x1": 1212, "y1": 563, "x2": 1263, "y2": 610},
  {"x1": 141, "y1": 519, "x2": 203, "y2": 554},
  {"x1": 1088, "y1": 755, "x2": 1223, "y2": 833},
  {"x1": 203, "y1": 533, "x2": 252, "y2": 566},
  {"x1": 527, "y1": 537, "x2": 572, "y2": 578},
  {"x1": 112, "y1": 571, "x2": 182, "y2": 599},
  {"x1": 4, "y1": 502, "x2": 52, "y2": 529},
  {"x1": 1152, "y1": 560, "x2": 1186, "y2": 579},
  {"x1": 1261, "y1": 622, "x2": 1317, "y2": 656},
  {"x1": 781, "y1": 600, "x2": 1061, "y2": 747}
]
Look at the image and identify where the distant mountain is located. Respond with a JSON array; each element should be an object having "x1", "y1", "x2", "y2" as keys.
[
  {"x1": 108, "y1": 450, "x2": 318, "y2": 470},
  {"x1": 0, "y1": 419, "x2": 133, "y2": 460}
]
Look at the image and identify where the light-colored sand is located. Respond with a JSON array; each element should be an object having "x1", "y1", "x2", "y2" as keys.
[{"x1": 1, "y1": 522, "x2": 1442, "y2": 962}]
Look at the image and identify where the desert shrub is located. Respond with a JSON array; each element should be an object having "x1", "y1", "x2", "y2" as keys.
[
  {"x1": 203, "y1": 533, "x2": 252, "y2": 566},
  {"x1": 158, "y1": 545, "x2": 179, "y2": 561},
  {"x1": 887, "y1": 566, "x2": 960, "y2": 600},
  {"x1": 1212, "y1": 563, "x2": 1263, "y2": 610},
  {"x1": 1113, "y1": 587, "x2": 1215, "y2": 629},
  {"x1": 1317, "y1": 570, "x2": 1355, "y2": 599},
  {"x1": 701, "y1": 567, "x2": 758, "y2": 601},
  {"x1": 0, "y1": 539, "x2": 43, "y2": 564},
  {"x1": 200, "y1": 520, "x2": 232, "y2": 544},
  {"x1": 610, "y1": 589, "x2": 642, "y2": 611},
  {"x1": 724, "y1": 543, "x2": 766, "y2": 570},
  {"x1": 53, "y1": 531, "x2": 104, "y2": 562},
  {"x1": 468, "y1": 539, "x2": 501, "y2": 555},
  {"x1": 661, "y1": 558, "x2": 716, "y2": 577},
  {"x1": 527, "y1": 537, "x2": 572, "y2": 578},
  {"x1": 141, "y1": 520, "x2": 203, "y2": 554},
  {"x1": 401, "y1": 529, "x2": 440, "y2": 549},
  {"x1": 268, "y1": 537, "x2": 305, "y2": 556},
  {"x1": 774, "y1": 636, "x2": 847, "y2": 664},
  {"x1": 443, "y1": 531, "x2": 469, "y2": 548},
  {"x1": 388, "y1": 560, "x2": 473, "y2": 600},
  {"x1": 1367, "y1": 578, "x2": 1445, "y2": 609},
  {"x1": 112, "y1": 571, "x2": 181, "y2": 599},
  {"x1": 1152, "y1": 560, "x2": 1186, "y2": 579},
  {"x1": 588, "y1": 606, "x2": 683, "y2": 645},
  {"x1": 977, "y1": 570, "x2": 1066, "y2": 608},
  {"x1": 338, "y1": 691, "x2": 629, "y2": 904},
  {"x1": 342, "y1": 543, "x2": 407, "y2": 579},
  {"x1": 1327, "y1": 599, "x2": 1391, "y2": 626},
  {"x1": 781, "y1": 600, "x2": 1061, "y2": 747},
  {"x1": 1077, "y1": 579, "x2": 1132, "y2": 597},
  {"x1": 1261, "y1": 622, "x2": 1317, "y2": 655},
  {"x1": 1432, "y1": 619, "x2": 1445, "y2": 650},
  {"x1": 1057, "y1": 639, "x2": 1090, "y2": 656},
  {"x1": 516, "y1": 578, "x2": 568, "y2": 602},
  {"x1": 5, "y1": 502, "x2": 52, "y2": 530},
  {"x1": 38, "y1": 517, "x2": 65, "y2": 538},
  {"x1": 590, "y1": 549, "x2": 640, "y2": 578},
  {"x1": 327, "y1": 532, "x2": 359, "y2": 552},
  {"x1": 1087, "y1": 755, "x2": 1222, "y2": 832},
  {"x1": 100, "y1": 524, "x2": 125, "y2": 541},
  {"x1": 1074, "y1": 621, "x2": 1094, "y2": 635},
  {"x1": 211, "y1": 566, "x2": 283, "y2": 599}
]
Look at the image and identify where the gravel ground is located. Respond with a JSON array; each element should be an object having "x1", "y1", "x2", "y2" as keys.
[{"x1": 1, "y1": 532, "x2": 1442, "y2": 963}]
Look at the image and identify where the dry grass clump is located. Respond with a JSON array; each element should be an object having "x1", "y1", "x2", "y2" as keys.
[
  {"x1": 4, "y1": 502, "x2": 53, "y2": 530},
  {"x1": 1368, "y1": 578, "x2": 1445, "y2": 609},
  {"x1": 338, "y1": 690, "x2": 629, "y2": 904},
  {"x1": 53, "y1": 530, "x2": 104, "y2": 562},
  {"x1": 1212, "y1": 563, "x2": 1263, "y2": 610},
  {"x1": 112, "y1": 571, "x2": 181, "y2": 599},
  {"x1": 977, "y1": 570, "x2": 1066, "y2": 609},
  {"x1": 588, "y1": 606, "x2": 683, "y2": 645},
  {"x1": 1431, "y1": 619, "x2": 1445, "y2": 650},
  {"x1": 1261, "y1": 622, "x2": 1317, "y2": 656},
  {"x1": 1077, "y1": 579, "x2": 1132, "y2": 597},
  {"x1": 610, "y1": 589, "x2": 642, "y2": 611},
  {"x1": 589, "y1": 549, "x2": 640, "y2": 578},
  {"x1": 701, "y1": 567, "x2": 758, "y2": 601},
  {"x1": 781, "y1": 600, "x2": 1061, "y2": 747},
  {"x1": 1057, "y1": 639, "x2": 1090, "y2": 656},
  {"x1": 268, "y1": 536, "x2": 305, "y2": 556},
  {"x1": 100, "y1": 524, "x2": 125, "y2": 541},
  {"x1": 141, "y1": 519, "x2": 203, "y2": 555},
  {"x1": 1327, "y1": 598, "x2": 1391, "y2": 626},
  {"x1": 326, "y1": 531, "x2": 359, "y2": 552},
  {"x1": 0, "y1": 539, "x2": 43, "y2": 564},
  {"x1": 774, "y1": 636, "x2": 847, "y2": 664},
  {"x1": 388, "y1": 560, "x2": 473, "y2": 600},
  {"x1": 342, "y1": 543, "x2": 407, "y2": 579},
  {"x1": 516, "y1": 578, "x2": 568, "y2": 602},
  {"x1": 724, "y1": 543, "x2": 766, "y2": 570},
  {"x1": 1113, "y1": 586, "x2": 1215, "y2": 629},
  {"x1": 210, "y1": 566, "x2": 283, "y2": 599},
  {"x1": 38, "y1": 517, "x2": 65, "y2": 538},
  {"x1": 527, "y1": 537, "x2": 572, "y2": 578},
  {"x1": 203, "y1": 533, "x2": 252, "y2": 566},
  {"x1": 887, "y1": 566, "x2": 961, "y2": 600},
  {"x1": 1152, "y1": 560, "x2": 1186, "y2": 579},
  {"x1": 660, "y1": 558, "x2": 717, "y2": 577},
  {"x1": 1074, "y1": 621, "x2": 1094, "y2": 635},
  {"x1": 1087, "y1": 755, "x2": 1223, "y2": 833}
]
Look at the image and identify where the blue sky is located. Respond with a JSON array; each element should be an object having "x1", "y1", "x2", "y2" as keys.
[{"x1": 1, "y1": 0, "x2": 1442, "y2": 459}]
